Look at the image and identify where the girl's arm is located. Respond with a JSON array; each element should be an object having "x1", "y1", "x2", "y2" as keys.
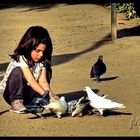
[
  {"x1": 21, "y1": 67, "x2": 45, "y2": 96},
  {"x1": 39, "y1": 69, "x2": 59, "y2": 99}
]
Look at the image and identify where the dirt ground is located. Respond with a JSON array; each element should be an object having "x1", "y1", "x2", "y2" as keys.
[{"x1": 0, "y1": 3, "x2": 140, "y2": 136}]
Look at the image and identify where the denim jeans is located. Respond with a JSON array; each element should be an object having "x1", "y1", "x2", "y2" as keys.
[{"x1": 3, "y1": 67, "x2": 52, "y2": 106}]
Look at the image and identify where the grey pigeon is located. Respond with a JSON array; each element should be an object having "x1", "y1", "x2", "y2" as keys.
[
  {"x1": 84, "y1": 86, "x2": 126, "y2": 116},
  {"x1": 67, "y1": 96, "x2": 90, "y2": 117},
  {"x1": 90, "y1": 55, "x2": 106, "y2": 82}
]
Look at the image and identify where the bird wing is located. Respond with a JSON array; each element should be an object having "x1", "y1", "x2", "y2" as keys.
[
  {"x1": 94, "y1": 63, "x2": 106, "y2": 75},
  {"x1": 90, "y1": 97, "x2": 126, "y2": 109},
  {"x1": 44, "y1": 102, "x2": 59, "y2": 112},
  {"x1": 85, "y1": 86, "x2": 126, "y2": 110},
  {"x1": 90, "y1": 65, "x2": 95, "y2": 77},
  {"x1": 44, "y1": 99, "x2": 67, "y2": 114}
]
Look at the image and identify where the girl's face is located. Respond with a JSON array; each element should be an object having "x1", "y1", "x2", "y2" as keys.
[{"x1": 31, "y1": 43, "x2": 46, "y2": 62}]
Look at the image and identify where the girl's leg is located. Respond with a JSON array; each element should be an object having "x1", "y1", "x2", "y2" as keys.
[
  {"x1": 3, "y1": 66, "x2": 52, "y2": 106},
  {"x1": 3, "y1": 67, "x2": 28, "y2": 113},
  {"x1": 3, "y1": 67, "x2": 39, "y2": 106},
  {"x1": 3, "y1": 67, "x2": 25, "y2": 105}
]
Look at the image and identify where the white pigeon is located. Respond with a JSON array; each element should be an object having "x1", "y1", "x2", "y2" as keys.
[
  {"x1": 43, "y1": 96, "x2": 68, "y2": 118},
  {"x1": 84, "y1": 86, "x2": 126, "y2": 116}
]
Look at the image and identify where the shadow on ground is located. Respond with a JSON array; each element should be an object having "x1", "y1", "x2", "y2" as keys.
[
  {"x1": 0, "y1": 25, "x2": 139, "y2": 84},
  {"x1": 0, "y1": 0, "x2": 107, "y2": 11},
  {"x1": 91, "y1": 76, "x2": 119, "y2": 82},
  {"x1": 103, "y1": 110, "x2": 132, "y2": 117},
  {"x1": 0, "y1": 109, "x2": 9, "y2": 116},
  {"x1": 117, "y1": 25, "x2": 140, "y2": 38},
  {"x1": 0, "y1": 25, "x2": 139, "y2": 73},
  {"x1": 52, "y1": 25, "x2": 140, "y2": 66},
  {"x1": 58, "y1": 88, "x2": 100, "y2": 102}
]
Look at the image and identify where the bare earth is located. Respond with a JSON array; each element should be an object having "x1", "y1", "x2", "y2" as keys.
[{"x1": 0, "y1": 3, "x2": 140, "y2": 136}]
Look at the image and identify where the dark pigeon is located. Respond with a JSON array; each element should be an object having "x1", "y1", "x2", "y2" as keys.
[
  {"x1": 90, "y1": 55, "x2": 106, "y2": 82},
  {"x1": 24, "y1": 91, "x2": 50, "y2": 118},
  {"x1": 25, "y1": 97, "x2": 45, "y2": 118}
]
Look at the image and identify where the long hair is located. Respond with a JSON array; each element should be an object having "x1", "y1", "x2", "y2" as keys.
[{"x1": 10, "y1": 26, "x2": 53, "y2": 67}]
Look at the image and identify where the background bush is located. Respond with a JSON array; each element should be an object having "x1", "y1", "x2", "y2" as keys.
[{"x1": 116, "y1": 3, "x2": 139, "y2": 20}]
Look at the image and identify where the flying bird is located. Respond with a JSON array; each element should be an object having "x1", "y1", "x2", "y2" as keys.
[
  {"x1": 90, "y1": 55, "x2": 106, "y2": 82},
  {"x1": 84, "y1": 86, "x2": 126, "y2": 116}
]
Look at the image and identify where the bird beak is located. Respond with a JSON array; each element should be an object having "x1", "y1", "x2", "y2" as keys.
[{"x1": 83, "y1": 87, "x2": 86, "y2": 91}]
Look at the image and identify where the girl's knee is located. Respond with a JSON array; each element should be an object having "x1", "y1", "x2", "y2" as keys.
[{"x1": 9, "y1": 67, "x2": 23, "y2": 79}]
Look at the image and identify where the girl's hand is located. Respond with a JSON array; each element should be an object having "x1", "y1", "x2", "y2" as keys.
[{"x1": 49, "y1": 92, "x2": 60, "y2": 100}]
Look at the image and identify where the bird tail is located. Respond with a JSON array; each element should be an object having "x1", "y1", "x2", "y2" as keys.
[
  {"x1": 119, "y1": 104, "x2": 126, "y2": 108},
  {"x1": 112, "y1": 102, "x2": 126, "y2": 109}
]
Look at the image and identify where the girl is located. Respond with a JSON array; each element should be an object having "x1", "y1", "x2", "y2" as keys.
[{"x1": 0, "y1": 26, "x2": 59, "y2": 113}]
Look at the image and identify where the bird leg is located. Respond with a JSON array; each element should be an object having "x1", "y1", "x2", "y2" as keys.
[
  {"x1": 95, "y1": 76, "x2": 100, "y2": 82},
  {"x1": 90, "y1": 108, "x2": 103, "y2": 117},
  {"x1": 32, "y1": 113, "x2": 45, "y2": 118}
]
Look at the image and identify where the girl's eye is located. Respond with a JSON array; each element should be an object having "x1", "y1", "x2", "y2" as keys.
[{"x1": 34, "y1": 49, "x2": 40, "y2": 53}]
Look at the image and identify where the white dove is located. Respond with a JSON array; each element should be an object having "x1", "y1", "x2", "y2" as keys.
[
  {"x1": 43, "y1": 96, "x2": 68, "y2": 118},
  {"x1": 84, "y1": 86, "x2": 126, "y2": 116}
]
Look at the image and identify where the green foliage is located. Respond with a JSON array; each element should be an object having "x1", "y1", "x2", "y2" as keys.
[{"x1": 116, "y1": 3, "x2": 137, "y2": 20}]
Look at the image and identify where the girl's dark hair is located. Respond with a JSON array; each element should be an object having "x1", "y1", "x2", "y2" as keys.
[{"x1": 10, "y1": 26, "x2": 52, "y2": 67}]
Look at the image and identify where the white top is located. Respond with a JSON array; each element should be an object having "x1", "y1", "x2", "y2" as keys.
[{"x1": 0, "y1": 55, "x2": 45, "y2": 91}]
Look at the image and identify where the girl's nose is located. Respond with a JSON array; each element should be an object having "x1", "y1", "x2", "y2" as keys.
[{"x1": 39, "y1": 51, "x2": 43, "y2": 57}]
